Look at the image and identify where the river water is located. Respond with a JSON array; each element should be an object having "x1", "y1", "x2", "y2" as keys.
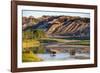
[
  {"x1": 36, "y1": 40, "x2": 90, "y2": 61},
  {"x1": 37, "y1": 53, "x2": 90, "y2": 61}
]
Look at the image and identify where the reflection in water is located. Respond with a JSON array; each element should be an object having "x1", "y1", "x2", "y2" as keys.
[
  {"x1": 37, "y1": 53, "x2": 70, "y2": 61},
  {"x1": 37, "y1": 53, "x2": 90, "y2": 61},
  {"x1": 31, "y1": 42, "x2": 90, "y2": 61}
]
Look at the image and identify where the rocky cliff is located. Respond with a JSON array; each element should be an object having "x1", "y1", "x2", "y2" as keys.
[{"x1": 22, "y1": 16, "x2": 90, "y2": 38}]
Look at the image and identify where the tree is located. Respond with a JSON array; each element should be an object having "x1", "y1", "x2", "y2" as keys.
[{"x1": 32, "y1": 29, "x2": 47, "y2": 39}]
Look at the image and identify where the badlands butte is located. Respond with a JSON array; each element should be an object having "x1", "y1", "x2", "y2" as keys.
[{"x1": 22, "y1": 15, "x2": 90, "y2": 38}]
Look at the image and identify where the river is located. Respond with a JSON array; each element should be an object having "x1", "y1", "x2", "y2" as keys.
[
  {"x1": 36, "y1": 39, "x2": 90, "y2": 61},
  {"x1": 37, "y1": 53, "x2": 90, "y2": 61}
]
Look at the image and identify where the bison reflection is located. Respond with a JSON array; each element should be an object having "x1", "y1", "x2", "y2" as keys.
[
  {"x1": 46, "y1": 49, "x2": 58, "y2": 57},
  {"x1": 46, "y1": 48, "x2": 74, "y2": 56},
  {"x1": 46, "y1": 48, "x2": 76, "y2": 57}
]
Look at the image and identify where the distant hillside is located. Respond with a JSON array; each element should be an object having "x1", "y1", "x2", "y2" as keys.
[
  {"x1": 22, "y1": 16, "x2": 39, "y2": 30},
  {"x1": 22, "y1": 16, "x2": 90, "y2": 38}
]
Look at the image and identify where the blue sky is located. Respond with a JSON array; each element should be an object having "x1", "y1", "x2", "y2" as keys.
[{"x1": 22, "y1": 10, "x2": 90, "y2": 18}]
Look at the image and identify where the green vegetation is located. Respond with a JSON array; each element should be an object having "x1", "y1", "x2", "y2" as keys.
[
  {"x1": 22, "y1": 29, "x2": 47, "y2": 62},
  {"x1": 66, "y1": 40, "x2": 90, "y2": 45},
  {"x1": 32, "y1": 29, "x2": 47, "y2": 39},
  {"x1": 31, "y1": 45, "x2": 45, "y2": 54},
  {"x1": 23, "y1": 29, "x2": 47, "y2": 40},
  {"x1": 22, "y1": 51, "x2": 43, "y2": 62},
  {"x1": 23, "y1": 39, "x2": 40, "y2": 48},
  {"x1": 40, "y1": 38, "x2": 70, "y2": 43},
  {"x1": 40, "y1": 38, "x2": 90, "y2": 45}
]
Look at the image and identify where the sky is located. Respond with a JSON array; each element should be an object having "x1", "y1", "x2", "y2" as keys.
[{"x1": 22, "y1": 10, "x2": 90, "y2": 18}]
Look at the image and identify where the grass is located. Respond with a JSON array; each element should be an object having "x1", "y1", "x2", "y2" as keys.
[
  {"x1": 23, "y1": 39, "x2": 40, "y2": 48},
  {"x1": 31, "y1": 46, "x2": 45, "y2": 54},
  {"x1": 66, "y1": 40, "x2": 90, "y2": 45},
  {"x1": 40, "y1": 38, "x2": 90, "y2": 45},
  {"x1": 22, "y1": 51, "x2": 43, "y2": 62},
  {"x1": 40, "y1": 38, "x2": 70, "y2": 43}
]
